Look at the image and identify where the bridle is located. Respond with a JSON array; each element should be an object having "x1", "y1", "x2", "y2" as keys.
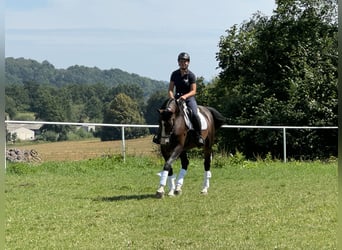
[{"x1": 159, "y1": 99, "x2": 179, "y2": 145}]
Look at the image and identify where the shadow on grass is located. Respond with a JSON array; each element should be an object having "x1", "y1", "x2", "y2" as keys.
[{"x1": 93, "y1": 193, "x2": 156, "y2": 202}]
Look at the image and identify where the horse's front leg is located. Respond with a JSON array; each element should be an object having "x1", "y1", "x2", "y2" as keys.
[
  {"x1": 174, "y1": 151, "x2": 189, "y2": 195},
  {"x1": 156, "y1": 144, "x2": 184, "y2": 198},
  {"x1": 201, "y1": 148, "x2": 213, "y2": 195}
]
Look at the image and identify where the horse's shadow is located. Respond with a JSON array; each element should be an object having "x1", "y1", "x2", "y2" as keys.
[{"x1": 93, "y1": 193, "x2": 156, "y2": 202}]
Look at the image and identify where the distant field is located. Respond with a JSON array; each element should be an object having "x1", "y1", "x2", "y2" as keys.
[{"x1": 7, "y1": 136, "x2": 160, "y2": 162}]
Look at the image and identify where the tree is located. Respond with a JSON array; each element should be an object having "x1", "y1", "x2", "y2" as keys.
[
  {"x1": 196, "y1": 76, "x2": 212, "y2": 106},
  {"x1": 105, "y1": 83, "x2": 145, "y2": 109},
  {"x1": 213, "y1": 0, "x2": 337, "y2": 159},
  {"x1": 5, "y1": 83, "x2": 30, "y2": 111},
  {"x1": 5, "y1": 95, "x2": 17, "y2": 119},
  {"x1": 33, "y1": 86, "x2": 71, "y2": 140},
  {"x1": 145, "y1": 90, "x2": 167, "y2": 133},
  {"x1": 101, "y1": 93, "x2": 148, "y2": 140},
  {"x1": 84, "y1": 96, "x2": 103, "y2": 122}
]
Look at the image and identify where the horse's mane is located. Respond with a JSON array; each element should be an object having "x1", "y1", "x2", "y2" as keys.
[{"x1": 160, "y1": 98, "x2": 176, "y2": 110}]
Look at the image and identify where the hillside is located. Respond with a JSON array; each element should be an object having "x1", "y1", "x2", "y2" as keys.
[{"x1": 5, "y1": 57, "x2": 167, "y2": 98}]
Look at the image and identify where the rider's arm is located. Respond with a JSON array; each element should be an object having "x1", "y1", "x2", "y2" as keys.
[
  {"x1": 182, "y1": 83, "x2": 197, "y2": 100},
  {"x1": 168, "y1": 81, "x2": 175, "y2": 99}
]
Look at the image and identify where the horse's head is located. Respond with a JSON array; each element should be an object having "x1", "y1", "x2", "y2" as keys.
[
  {"x1": 158, "y1": 98, "x2": 177, "y2": 124},
  {"x1": 157, "y1": 98, "x2": 179, "y2": 144}
]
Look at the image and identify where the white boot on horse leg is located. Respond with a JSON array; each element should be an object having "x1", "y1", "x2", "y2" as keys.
[
  {"x1": 175, "y1": 169, "x2": 187, "y2": 195},
  {"x1": 167, "y1": 175, "x2": 176, "y2": 196},
  {"x1": 156, "y1": 170, "x2": 168, "y2": 198},
  {"x1": 201, "y1": 171, "x2": 211, "y2": 195}
]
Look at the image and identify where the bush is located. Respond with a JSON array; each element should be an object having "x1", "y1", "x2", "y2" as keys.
[
  {"x1": 41, "y1": 131, "x2": 58, "y2": 142},
  {"x1": 66, "y1": 129, "x2": 94, "y2": 141}
]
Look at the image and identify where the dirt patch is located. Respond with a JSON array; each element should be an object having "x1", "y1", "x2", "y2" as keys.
[{"x1": 10, "y1": 136, "x2": 161, "y2": 162}]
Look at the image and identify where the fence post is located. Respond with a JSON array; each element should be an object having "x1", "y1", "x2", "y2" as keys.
[
  {"x1": 283, "y1": 128, "x2": 287, "y2": 163},
  {"x1": 121, "y1": 126, "x2": 126, "y2": 163}
]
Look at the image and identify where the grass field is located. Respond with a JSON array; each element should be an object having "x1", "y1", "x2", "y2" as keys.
[{"x1": 5, "y1": 145, "x2": 337, "y2": 249}]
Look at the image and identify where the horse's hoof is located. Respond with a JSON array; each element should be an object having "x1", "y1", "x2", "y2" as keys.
[
  {"x1": 155, "y1": 191, "x2": 165, "y2": 199},
  {"x1": 174, "y1": 185, "x2": 182, "y2": 195},
  {"x1": 174, "y1": 190, "x2": 182, "y2": 195},
  {"x1": 200, "y1": 188, "x2": 208, "y2": 195}
]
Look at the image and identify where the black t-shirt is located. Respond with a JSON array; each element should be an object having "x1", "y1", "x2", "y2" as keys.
[{"x1": 170, "y1": 69, "x2": 196, "y2": 96}]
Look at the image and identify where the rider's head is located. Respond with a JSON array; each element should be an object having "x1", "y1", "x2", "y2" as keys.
[
  {"x1": 178, "y1": 52, "x2": 190, "y2": 70},
  {"x1": 178, "y1": 52, "x2": 190, "y2": 62}
]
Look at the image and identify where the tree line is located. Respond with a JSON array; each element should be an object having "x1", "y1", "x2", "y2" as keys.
[
  {"x1": 5, "y1": 0, "x2": 337, "y2": 159},
  {"x1": 202, "y1": 0, "x2": 338, "y2": 159},
  {"x1": 5, "y1": 79, "x2": 168, "y2": 141}
]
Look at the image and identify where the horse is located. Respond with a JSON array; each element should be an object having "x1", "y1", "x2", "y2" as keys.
[{"x1": 155, "y1": 98, "x2": 226, "y2": 198}]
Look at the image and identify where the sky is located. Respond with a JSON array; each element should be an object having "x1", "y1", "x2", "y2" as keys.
[{"x1": 5, "y1": 0, "x2": 276, "y2": 81}]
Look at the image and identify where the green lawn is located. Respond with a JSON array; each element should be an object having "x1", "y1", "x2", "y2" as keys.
[{"x1": 5, "y1": 156, "x2": 337, "y2": 249}]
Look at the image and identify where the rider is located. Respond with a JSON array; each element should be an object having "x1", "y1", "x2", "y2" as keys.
[{"x1": 153, "y1": 52, "x2": 204, "y2": 146}]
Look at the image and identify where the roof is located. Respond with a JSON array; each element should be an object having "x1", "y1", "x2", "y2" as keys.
[
  {"x1": 6, "y1": 123, "x2": 43, "y2": 132},
  {"x1": 11, "y1": 127, "x2": 35, "y2": 133}
]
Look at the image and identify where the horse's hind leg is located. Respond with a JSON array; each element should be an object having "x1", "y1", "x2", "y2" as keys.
[
  {"x1": 201, "y1": 148, "x2": 212, "y2": 194},
  {"x1": 174, "y1": 151, "x2": 189, "y2": 195}
]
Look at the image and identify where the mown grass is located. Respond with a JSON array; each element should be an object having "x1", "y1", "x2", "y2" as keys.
[{"x1": 5, "y1": 156, "x2": 337, "y2": 249}]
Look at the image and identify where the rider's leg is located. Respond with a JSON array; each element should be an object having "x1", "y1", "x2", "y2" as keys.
[
  {"x1": 186, "y1": 98, "x2": 204, "y2": 146},
  {"x1": 192, "y1": 113, "x2": 204, "y2": 143}
]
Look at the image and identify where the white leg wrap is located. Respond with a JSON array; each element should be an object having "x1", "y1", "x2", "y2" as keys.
[
  {"x1": 157, "y1": 185, "x2": 165, "y2": 194},
  {"x1": 159, "y1": 170, "x2": 169, "y2": 186},
  {"x1": 176, "y1": 169, "x2": 187, "y2": 187},
  {"x1": 167, "y1": 175, "x2": 176, "y2": 191},
  {"x1": 203, "y1": 171, "x2": 212, "y2": 189},
  {"x1": 167, "y1": 175, "x2": 176, "y2": 196}
]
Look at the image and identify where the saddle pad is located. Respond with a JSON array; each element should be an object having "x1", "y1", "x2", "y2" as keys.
[
  {"x1": 199, "y1": 111, "x2": 208, "y2": 130},
  {"x1": 184, "y1": 109, "x2": 208, "y2": 130}
]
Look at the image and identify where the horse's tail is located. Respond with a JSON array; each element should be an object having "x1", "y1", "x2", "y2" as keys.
[{"x1": 206, "y1": 107, "x2": 226, "y2": 130}]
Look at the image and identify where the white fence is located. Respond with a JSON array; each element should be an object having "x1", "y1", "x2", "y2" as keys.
[{"x1": 5, "y1": 120, "x2": 338, "y2": 162}]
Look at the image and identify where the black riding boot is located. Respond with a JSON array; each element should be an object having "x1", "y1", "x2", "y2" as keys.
[{"x1": 192, "y1": 113, "x2": 204, "y2": 146}]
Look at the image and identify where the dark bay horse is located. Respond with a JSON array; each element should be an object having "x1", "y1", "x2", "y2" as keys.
[{"x1": 156, "y1": 98, "x2": 225, "y2": 198}]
